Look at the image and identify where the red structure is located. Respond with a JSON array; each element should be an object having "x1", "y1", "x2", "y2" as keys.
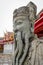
[
  {"x1": 0, "y1": 32, "x2": 14, "y2": 53},
  {"x1": 0, "y1": 32, "x2": 14, "y2": 45},
  {"x1": 34, "y1": 9, "x2": 43, "y2": 37}
]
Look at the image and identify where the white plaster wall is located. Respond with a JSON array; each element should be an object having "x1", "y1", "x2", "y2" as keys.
[{"x1": 3, "y1": 43, "x2": 13, "y2": 54}]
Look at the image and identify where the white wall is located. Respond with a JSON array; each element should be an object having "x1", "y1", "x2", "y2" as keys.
[{"x1": 4, "y1": 43, "x2": 13, "y2": 54}]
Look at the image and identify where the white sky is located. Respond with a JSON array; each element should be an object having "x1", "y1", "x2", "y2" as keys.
[{"x1": 0, "y1": 0, "x2": 43, "y2": 37}]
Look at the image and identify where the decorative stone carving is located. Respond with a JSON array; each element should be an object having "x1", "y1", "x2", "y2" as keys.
[
  {"x1": 13, "y1": 2, "x2": 37, "y2": 65},
  {"x1": 29, "y1": 37, "x2": 43, "y2": 65},
  {"x1": 27, "y1": 2, "x2": 37, "y2": 33},
  {"x1": 13, "y1": 6, "x2": 31, "y2": 65}
]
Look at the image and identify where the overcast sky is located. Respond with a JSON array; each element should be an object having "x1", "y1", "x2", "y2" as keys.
[{"x1": 0, "y1": 0, "x2": 43, "y2": 37}]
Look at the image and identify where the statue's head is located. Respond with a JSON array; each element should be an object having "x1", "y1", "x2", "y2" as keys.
[
  {"x1": 13, "y1": 6, "x2": 31, "y2": 35},
  {"x1": 27, "y1": 2, "x2": 37, "y2": 21}
]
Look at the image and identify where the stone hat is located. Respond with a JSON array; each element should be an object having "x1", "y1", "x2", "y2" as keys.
[
  {"x1": 27, "y1": 1, "x2": 37, "y2": 14},
  {"x1": 13, "y1": 6, "x2": 29, "y2": 20},
  {"x1": 27, "y1": 1, "x2": 37, "y2": 9}
]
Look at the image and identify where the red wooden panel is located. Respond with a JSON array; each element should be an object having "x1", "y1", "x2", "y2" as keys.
[
  {"x1": 34, "y1": 17, "x2": 43, "y2": 34},
  {"x1": 34, "y1": 10, "x2": 43, "y2": 37}
]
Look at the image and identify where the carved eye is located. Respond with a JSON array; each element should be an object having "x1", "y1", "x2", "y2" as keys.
[{"x1": 16, "y1": 21, "x2": 23, "y2": 25}]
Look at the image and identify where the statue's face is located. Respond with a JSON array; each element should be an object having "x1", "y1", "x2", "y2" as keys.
[{"x1": 13, "y1": 16, "x2": 31, "y2": 35}]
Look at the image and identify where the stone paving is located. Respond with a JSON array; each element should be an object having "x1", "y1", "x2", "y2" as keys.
[{"x1": 0, "y1": 54, "x2": 13, "y2": 65}]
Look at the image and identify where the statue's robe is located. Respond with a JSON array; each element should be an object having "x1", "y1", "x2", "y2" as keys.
[{"x1": 24, "y1": 39, "x2": 43, "y2": 65}]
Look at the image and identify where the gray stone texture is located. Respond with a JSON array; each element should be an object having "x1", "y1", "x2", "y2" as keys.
[{"x1": 13, "y1": 1, "x2": 43, "y2": 65}]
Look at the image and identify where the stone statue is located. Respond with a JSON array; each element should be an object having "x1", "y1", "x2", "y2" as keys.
[
  {"x1": 13, "y1": 6, "x2": 31, "y2": 65},
  {"x1": 13, "y1": 2, "x2": 37, "y2": 65}
]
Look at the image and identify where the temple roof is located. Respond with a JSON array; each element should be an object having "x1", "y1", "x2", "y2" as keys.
[
  {"x1": 0, "y1": 32, "x2": 14, "y2": 45},
  {"x1": 34, "y1": 9, "x2": 43, "y2": 37}
]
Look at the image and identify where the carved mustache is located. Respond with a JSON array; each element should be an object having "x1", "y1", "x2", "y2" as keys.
[{"x1": 15, "y1": 32, "x2": 25, "y2": 47}]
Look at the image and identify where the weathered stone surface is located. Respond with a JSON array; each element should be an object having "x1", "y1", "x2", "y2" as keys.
[
  {"x1": 31, "y1": 39, "x2": 43, "y2": 65},
  {"x1": 27, "y1": 1, "x2": 37, "y2": 30},
  {"x1": 13, "y1": 1, "x2": 38, "y2": 65},
  {"x1": 13, "y1": 6, "x2": 29, "y2": 20},
  {"x1": 13, "y1": 6, "x2": 31, "y2": 65}
]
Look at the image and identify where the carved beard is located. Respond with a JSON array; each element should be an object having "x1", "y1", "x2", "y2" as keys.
[
  {"x1": 14, "y1": 19, "x2": 32, "y2": 65},
  {"x1": 15, "y1": 29, "x2": 30, "y2": 43},
  {"x1": 15, "y1": 31, "x2": 25, "y2": 46},
  {"x1": 14, "y1": 20, "x2": 31, "y2": 46}
]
